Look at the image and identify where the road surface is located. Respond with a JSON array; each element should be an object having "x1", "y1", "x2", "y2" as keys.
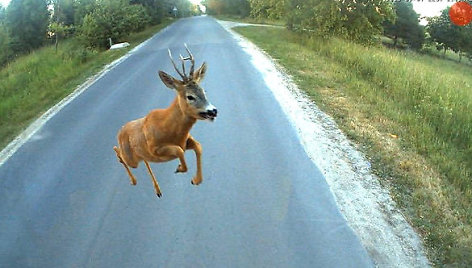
[{"x1": 0, "y1": 16, "x2": 373, "y2": 267}]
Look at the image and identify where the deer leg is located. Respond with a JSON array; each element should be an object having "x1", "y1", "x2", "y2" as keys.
[
  {"x1": 144, "y1": 160, "x2": 162, "y2": 198},
  {"x1": 113, "y1": 146, "x2": 137, "y2": 185},
  {"x1": 186, "y1": 136, "x2": 203, "y2": 185},
  {"x1": 155, "y1": 145, "x2": 188, "y2": 173}
]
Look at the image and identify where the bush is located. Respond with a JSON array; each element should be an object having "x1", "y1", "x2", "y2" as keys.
[
  {"x1": 78, "y1": 1, "x2": 150, "y2": 49},
  {"x1": 290, "y1": 0, "x2": 394, "y2": 45}
]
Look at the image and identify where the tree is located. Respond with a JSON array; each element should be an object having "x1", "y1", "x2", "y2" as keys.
[
  {"x1": 0, "y1": 4, "x2": 5, "y2": 21},
  {"x1": 74, "y1": 0, "x2": 98, "y2": 26},
  {"x1": 249, "y1": 0, "x2": 286, "y2": 20},
  {"x1": 286, "y1": 0, "x2": 394, "y2": 44},
  {"x1": 203, "y1": 0, "x2": 250, "y2": 17},
  {"x1": 78, "y1": 0, "x2": 150, "y2": 49},
  {"x1": 203, "y1": 0, "x2": 224, "y2": 15},
  {"x1": 384, "y1": 2, "x2": 424, "y2": 49},
  {"x1": 0, "y1": 5, "x2": 11, "y2": 65},
  {"x1": 52, "y1": 0, "x2": 76, "y2": 27},
  {"x1": 173, "y1": 0, "x2": 193, "y2": 17},
  {"x1": 49, "y1": 22, "x2": 72, "y2": 52},
  {"x1": 130, "y1": 0, "x2": 175, "y2": 24},
  {"x1": 5, "y1": 0, "x2": 50, "y2": 53},
  {"x1": 225, "y1": 0, "x2": 250, "y2": 17},
  {"x1": 427, "y1": 8, "x2": 472, "y2": 61},
  {"x1": 458, "y1": 24, "x2": 472, "y2": 62}
]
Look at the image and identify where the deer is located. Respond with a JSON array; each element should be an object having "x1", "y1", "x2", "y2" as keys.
[{"x1": 113, "y1": 44, "x2": 217, "y2": 198}]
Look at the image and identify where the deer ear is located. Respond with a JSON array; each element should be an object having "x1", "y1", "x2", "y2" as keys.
[
  {"x1": 193, "y1": 62, "x2": 207, "y2": 83},
  {"x1": 159, "y1": 71, "x2": 182, "y2": 89}
]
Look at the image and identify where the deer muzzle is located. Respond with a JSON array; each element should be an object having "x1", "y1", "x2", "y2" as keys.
[{"x1": 199, "y1": 104, "x2": 217, "y2": 121}]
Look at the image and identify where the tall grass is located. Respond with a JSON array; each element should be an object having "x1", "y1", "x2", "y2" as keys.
[
  {"x1": 313, "y1": 38, "x2": 472, "y2": 188},
  {"x1": 234, "y1": 26, "x2": 472, "y2": 266},
  {"x1": 315, "y1": 38, "x2": 471, "y2": 192},
  {"x1": 0, "y1": 20, "x2": 173, "y2": 149}
]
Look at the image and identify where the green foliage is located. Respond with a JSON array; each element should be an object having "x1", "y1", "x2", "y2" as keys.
[
  {"x1": 0, "y1": 23, "x2": 11, "y2": 66},
  {"x1": 288, "y1": 0, "x2": 394, "y2": 44},
  {"x1": 0, "y1": 6, "x2": 11, "y2": 65},
  {"x1": 174, "y1": 0, "x2": 194, "y2": 17},
  {"x1": 247, "y1": 0, "x2": 394, "y2": 44},
  {"x1": 73, "y1": 0, "x2": 98, "y2": 26},
  {"x1": 427, "y1": 8, "x2": 472, "y2": 62},
  {"x1": 0, "y1": 0, "x2": 192, "y2": 66},
  {"x1": 204, "y1": 0, "x2": 250, "y2": 17},
  {"x1": 5, "y1": 0, "x2": 50, "y2": 53},
  {"x1": 0, "y1": 4, "x2": 5, "y2": 21},
  {"x1": 384, "y1": 2, "x2": 424, "y2": 49},
  {"x1": 0, "y1": 19, "x2": 173, "y2": 149},
  {"x1": 226, "y1": 0, "x2": 251, "y2": 17},
  {"x1": 78, "y1": 0, "x2": 151, "y2": 49},
  {"x1": 203, "y1": 0, "x2": 222, "y2": 15},
  {"x1": 249, "y1": 0, "x2": 286, "y2": 20},
  {"x1": 131, "y1": 0, "x2": 167, "y2": 24},
  {"x1": 52, "y1": 0, "x2": 76, "y2": 26},
  {"x1": 49, "y1": 22, "x2": 74, "y2": 52}
]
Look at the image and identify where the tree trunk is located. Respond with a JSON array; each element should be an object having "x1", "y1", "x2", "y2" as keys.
[
  {"x1": 55, "y1": 34, "x2": 58, "y2": 53},
  {"x1": 393, "y1": 35, "x2": 398, "y2": 47}
]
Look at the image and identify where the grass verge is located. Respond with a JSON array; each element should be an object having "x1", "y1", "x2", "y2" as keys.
[
  {"x1": 0, "y1": 19, "x2": 174, "y2": 150},
  {"x1": 234, "y1": 26, "x2": 472, "y2": 266},
  {"x1": 214, "y1": 14, "x2": 285, "y2": 26}
]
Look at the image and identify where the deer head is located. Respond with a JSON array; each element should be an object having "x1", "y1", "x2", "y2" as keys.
[{"x1": 159, "y1": 44, "x2": 217, "y2": 121}]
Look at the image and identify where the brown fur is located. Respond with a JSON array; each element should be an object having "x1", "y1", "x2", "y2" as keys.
[{"x1": 113, "y1": 58, "x2": 211, "y2": 198}]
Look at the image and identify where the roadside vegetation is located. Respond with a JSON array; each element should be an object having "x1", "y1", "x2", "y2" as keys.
[
  {"x1": 0, "y1": 0, "x2": 201, "y2": 149},
  {"x1": 0, "y1": 21, "x2": 172, "y2": 149},
  {"x1": 204, "y1": 0, "x2": 472, "y2": 266}
]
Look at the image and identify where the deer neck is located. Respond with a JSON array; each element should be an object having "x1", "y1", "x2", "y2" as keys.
[{"x1": 165, "y1": 97, "x2": 197, "y2": 134}]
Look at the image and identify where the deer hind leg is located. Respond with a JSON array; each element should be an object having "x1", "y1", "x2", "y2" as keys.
[
  {"x1": 113, "y1": 146, "x2": 137, "y2": 185},
  {"x1": 143, "y1": 160, "x2": 162, "y2": 198},
  {"x1": 186, "y1": 136, "x2": 203, "y2": 185}
]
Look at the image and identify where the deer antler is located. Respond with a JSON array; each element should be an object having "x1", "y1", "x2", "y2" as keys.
[
  {"x1": 184, "y1": 43, "x2": 195, "y2": 77},
  {"x1": 168, "y1": 44, "x2": 196, "y2": 82},
  {"x1": 168, "y1": 48, "x2": 186, "y2": 81}
]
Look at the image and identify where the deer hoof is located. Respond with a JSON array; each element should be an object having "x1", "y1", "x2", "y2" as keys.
[
  {"x1": 191, "y1": 177, "x2": 202, "y2": 185},
  {"x1": 175, "y1": 165, "x2": 187, "y2": 173},
  {"x1": 157, "y1": 192, "x2": 162, "y2": 198}
]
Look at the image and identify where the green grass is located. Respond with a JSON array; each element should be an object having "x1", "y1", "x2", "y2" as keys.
[
  {"x1": 380, "y1": 35, "x2": 472, "y2": 65},
  {"x1": 213, "y1": 14, "x2": 285, "y2": 26},
  {"x1": 234, "y1": 26, "x2": 472, "y2": 266},
  {"x1": 0, "y1": 19, "x2": 173, "y2": 149}
]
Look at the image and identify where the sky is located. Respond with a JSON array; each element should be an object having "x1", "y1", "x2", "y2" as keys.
[
  {"x1": 0, "y1": 0, "x2": 455, "y2": 22},
  {"x1": 413, "y1": 1, "x2": 453, "y2": 18}
]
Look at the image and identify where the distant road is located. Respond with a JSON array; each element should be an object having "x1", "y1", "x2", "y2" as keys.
[{"x1": 0, "y1": 16, "x2": 372, "y2": 267}]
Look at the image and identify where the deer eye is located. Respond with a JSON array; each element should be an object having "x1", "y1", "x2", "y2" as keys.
[{"x1": 186, "y1": 95, "x2": 196, "y2": 101}]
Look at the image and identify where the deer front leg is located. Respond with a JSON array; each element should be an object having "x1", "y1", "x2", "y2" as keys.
[
  {"x1": 186, "y1": 136, "x2": 203, "y2": 185},
  {"x1": 154, "y1": 145, "x2": 188, "y2": 173}
]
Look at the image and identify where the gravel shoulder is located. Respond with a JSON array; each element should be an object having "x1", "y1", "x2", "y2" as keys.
[{"x1": 217, "y1": 19, "x2": 430, "y2": 267}]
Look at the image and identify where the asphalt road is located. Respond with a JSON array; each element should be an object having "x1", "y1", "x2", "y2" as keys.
[{"x1": 0, "y1": 16, "x2": 373, "y2": 267}]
